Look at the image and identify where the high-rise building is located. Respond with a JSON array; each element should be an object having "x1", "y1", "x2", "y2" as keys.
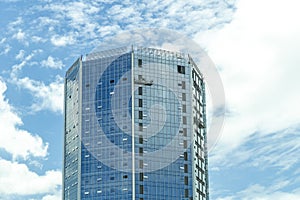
[{"x1": 63, "y1": 46, "x2": 208, "y2": 200}]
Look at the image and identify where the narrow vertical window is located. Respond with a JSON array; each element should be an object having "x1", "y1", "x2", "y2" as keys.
[
  {"x1": 140, "y1": 173, "x2": 144, "y2": 181},
  {"x1": 177, "y1": 65, "x2": 185, "y2": 74},
  {"x1": 139, "y1": 160, "x2": 143, "y2": 169},
  {"x1": 140, "y1": 185, "x2": 144, "y2": 194},
  {"x1": 182, "y1": 93, "x2": 186, "y2": 101},
  {"x1": 184, "y1": 176, "x2": 188, "y2": 185},
  {"x1": 138, "y1": 59, "x2": 142, "y2": 67},
  {"x1": 183, "y1": 116, "x2": 187, "y2": 124},
  {"x1": 139, "y1": 135, "x2": 143, "y2": 144},
  {"x1": 182, "y1": 104, "x2": 186, "y2": 113},
  {"x1": 185, "y1": 189, "x2": 189, "y2": 197},
  {"x1": 138, "y1": 87, "x2": 143, "y2": 95},
  {"x1": 183, "y1": 128, "x2": 187, "y2": 136},
  {"x1": 139, "y1": 123, "x2": 143, "y2": 131},
  {"x1": 184, "y1": 152, "x2": 188, "y2": 161},
  {"x1": 139, "y1": 147, "x2": 143, "y2": 156},
  {"x1": 139, "y1": 111, "x2": 143, "y2": 119},
  {"x1": 184, "y1": 164, "x2": 188, "y2": 173},
  {"x1": 182, "y1": 81, "x2": 186, "y2": 89}
]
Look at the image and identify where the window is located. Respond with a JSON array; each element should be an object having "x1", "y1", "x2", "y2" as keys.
[
  {"x1": 138, "y1": 59, "x2": 142, "y2": 67},
  {"x1": 183, "y1": 140, "x2": 187, "y2": 148},
  {"x1": 139, "y1": 99, "x2": 143, "y2": 107},
  {"x1": 185, "y1": 189, "x2": 189, "y2": 197},
  {"x1": 140, "y1": 173, "x2": 144, "y2": 181},
  {"x1": 183, "y1": 128, "x2": 187, "y2": 136},
  {"x1": 177, "y1": 65, "x2": 185, "y2": 74},
  {"x1": 139, "y1": 160, "x2": 143, "y2": 168},
  {"x1": 184, "y1": 152, "x2": 188, "y2": 161},
  {"x1": 138, "y1": 87, "x2": 143, "y2": 95},
  {"x1": 184, "y1": 164, "x2": 188, "y2": 173},
  {"x1": 140, "y1": 185, "x2": 144, "y2": 194},
  {"x1": 183, "y1": 116, "x2": 187, "y2": 124},
  {"x1": 139, "y1": 123, "x2": 143, "y2": 131},
  {"x1": 184, "y1": 176, "x2": 188, "y2": 185},
  {"x1": 139, "y1": 136, "x2": 143, "y2": 144},
  {"x1": 182, "y1": 93, "x2": 186, "y2": 101},
  {"x1": 182, "y1": 81, "x2": 186, "y2": 89},
  {"x1": 139, "y1": 111, "x2": 143, "y2": 119},
  {"x1": 183, "y1": 104, "x2": 186, "y2": 113},
  {"x1": 139, "y1": 147, "x2": 143, "y2": 156}
]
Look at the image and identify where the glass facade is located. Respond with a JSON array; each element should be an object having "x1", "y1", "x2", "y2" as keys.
[{"x1": 63, "y1": 47, "x2": 209, "y2": 200}]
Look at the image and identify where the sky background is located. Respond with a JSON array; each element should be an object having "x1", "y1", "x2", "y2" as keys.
[{"x1": 0, "y1": 0, "x2": 300, "y2": 199}]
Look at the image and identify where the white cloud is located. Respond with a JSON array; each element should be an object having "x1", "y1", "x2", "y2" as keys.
[
  {"x1": 50, "y1": 35, "x2": 75, "y2": 46},
  {"x1": 0, "y1": 79, "x2": 48, "y2": 160},
  {"x1": 9, "y1": 50, "x2": 63, "y2": 114},
  {"x1": 0, "y1": 44, "x2": 11, "y2": 55},
  {"x1": 16, "y1": 76, "x2": 64, "y2": 113},
  {"x1": 12, "y1": 29, "x2": 26, "y2": 41},
  {"x1": 37, "y1": 0, "x2": 236, "y2": 51},
  {"x1": 0, "y1": 158, "x2": 61, "y2": 196},
  {"x1": 0, "y1": 38, "x2": 11, "y2": 55},
  {"x1": 216, "y1": 183, "x2": 300, "y2": 200},
  {"x1": 42, "y1": 191, "x2": 62, "y2": 200},
  {"x1": 10, "y1": 50, "x2": 41, "y2": 78},
  {"x1": 8, "y1": 17, "x2": 23, "y2": 29},
  {"x1": 0, "y1": 38, "x2": 6, "y2": 44},
  {"x1": 15, "y1": 49, "x2": 25, "y2": 60},
  {"x1": 195, "y1": 0, "x2": 300, "y2": 165},
  {"x1": 211, "y1": 128, "x2": 300, "y2": 171},
  {"x1": 41, "y1": 56, "x2": 64, "y2": 69},
  {"x1": 32, "y1": 35, "x2": 47, "y2": 43}
]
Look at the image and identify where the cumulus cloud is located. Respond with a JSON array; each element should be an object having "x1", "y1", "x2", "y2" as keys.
[
  {"x1": 0, "y1": 158, "x2": 61, "y2": 196},
  {"x1": 9, "y1": 50, "x2": 63, "y2": 114},
  {"x1": 0, "y1": 38, "x2": 11, "y2": 55},
  {"x1": 15, "y1": 76, "x2": 64, "y2": 113},
  {"x1": 0, "y1": 79, "x2": 48, "y2": 160},
  {"x1": 42, "y1": 191, "x2": 62, "y2": 200},
  {"x1": 15, "y1": 49, "x2": 25, "y2": 60},
  {"x1": 216, "y1": 183, "x2": 300, "y2": 200},
  {"x1": 10, "y1": 49, "x2": 42, "y2": 77},
  {"x1": 41, "y1": 56, "x2": 64, "y2": 69},
  {"x1": 12, "y1": 29, "x2": 26, "y2": 44},
  {"x1": 32, "y1": 35, "x2": 47, "y2": 43},
  {"x1": 0, "y1": 44, "x2": 11, "y2": 55},
  {"x1": 195, "y1": 0, "x2": 300, "y2": 165},
  {"x1": 212, "y1": 128, "x2": 300, "y2": 171},
  {"x1": 32, "y1": 0, "x2": 236, "y2": 51},
  {"x1": 50, "y1": 35, "x2": 75, "y2": 46}
]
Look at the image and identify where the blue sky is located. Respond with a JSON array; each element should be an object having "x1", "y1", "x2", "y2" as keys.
[{"x1": 0, "y1": 0, "x2": 300, "y2": 199}]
